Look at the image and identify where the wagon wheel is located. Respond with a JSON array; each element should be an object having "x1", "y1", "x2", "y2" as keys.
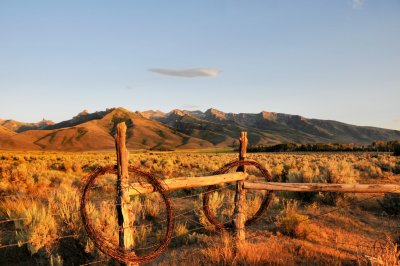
[
  {"x1": 80, "y1": 165, "x2": 174, "y2": 264},
  {"x1": 202, "y1": 160, "x2": 274, "y2": 230}
]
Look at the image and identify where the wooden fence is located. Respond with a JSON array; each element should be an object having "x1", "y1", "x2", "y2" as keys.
[{"x1": 82, "y1": 122, "x2": 400, "y2": 265}]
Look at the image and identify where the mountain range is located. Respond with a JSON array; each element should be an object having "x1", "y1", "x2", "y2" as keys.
[{"x1": 1, "y1": 107, "x2": 400, "y2": 151}]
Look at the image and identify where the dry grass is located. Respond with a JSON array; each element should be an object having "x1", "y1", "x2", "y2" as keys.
[{"x1": 0, "y1": 151, "x2": 399, "y2": 265}]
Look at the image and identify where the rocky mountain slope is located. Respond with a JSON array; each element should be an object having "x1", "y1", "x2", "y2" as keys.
[
  {"x1": 0, "y1": 118, "x2": 54, "y2": 132},
  {"x1": 0, "y1": 108, "x2": 212, "y2": 151},
  {"x1": 143, "y1": 108, "x2": 400, "y2": 146},
  {"x1": 1, "y1": 107, "x2": 400, "y2": 151}
]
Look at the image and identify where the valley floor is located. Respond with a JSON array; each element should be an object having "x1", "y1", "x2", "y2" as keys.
[{"x1": 0, "y1": 151, "x2": 399, "y2": 265}]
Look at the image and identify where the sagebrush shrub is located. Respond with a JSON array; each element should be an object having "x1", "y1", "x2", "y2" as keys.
[
  {"x1": 319, "y1": 161, "x2": 357, "y2": 205},
  {"x1": 275, "y1": 200, "x2": 310, "y2": 239},
  {"x1": 379, "y1": 193, "x2": 400, "y2": 215}
]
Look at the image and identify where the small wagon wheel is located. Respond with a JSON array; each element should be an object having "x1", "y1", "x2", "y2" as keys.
[
  {"x1": 202, "y1": 160, "x2": 274, "y2": 230},
  {"x1": 80, "y1": 165, "x2": 174, "y2": 264}
]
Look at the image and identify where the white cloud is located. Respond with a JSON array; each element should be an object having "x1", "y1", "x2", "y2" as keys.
[
  {"x1": 352, "y1": 0, "x2": 364, "y2": 9},
  {"x1": 182, "y1": 104, "x2": 201, "y2": 109},
  {"x1": 148, "y1": 68, "x2": 221, "y2": 78}
]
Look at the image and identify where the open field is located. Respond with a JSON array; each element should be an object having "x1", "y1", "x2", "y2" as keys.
[{"x1": 1, "y1": 151, "x2": 400, "y2": 265}]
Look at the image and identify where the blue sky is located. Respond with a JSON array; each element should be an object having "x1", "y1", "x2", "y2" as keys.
[{"x1": 0, "y1": 1, "x2": 399, "y2": 130}]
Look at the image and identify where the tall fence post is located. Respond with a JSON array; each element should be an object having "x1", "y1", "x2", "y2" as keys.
[
  {"x1": 115, "y1": 122, "x2": 137, "y2": 266},
  {"x1": 233, "y1": 131, "x2": 247, "y2": 251}
]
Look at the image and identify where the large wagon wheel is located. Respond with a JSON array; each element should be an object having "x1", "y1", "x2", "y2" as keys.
[
  {"x1": 80, "y1": 165, "x2": 174, "y2": 264},
  {"x1": 202, "y1": 160, "x2": 274, "y2": 230}
]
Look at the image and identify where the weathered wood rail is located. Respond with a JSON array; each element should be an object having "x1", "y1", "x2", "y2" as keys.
[
  {"x1": 243, "y1": 182, "x2": 400, "y2": 193},
  {"x1": 126, "y1": 172, "x2": 247, "y2": 195},
  {"x1": 127, "y1": 177, "x2": 400, "y2": 195}
]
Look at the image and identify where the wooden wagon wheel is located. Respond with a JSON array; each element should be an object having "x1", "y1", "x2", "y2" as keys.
[
  {"x1": 80, "y1": 165, "x2": 174, "y2": 264},
  {"x1": 202, "y1": 160, "x2": 274, "y2": 230}
]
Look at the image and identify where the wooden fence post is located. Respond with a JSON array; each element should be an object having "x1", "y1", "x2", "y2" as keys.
[
  {"x1": 115, "y1": 122, "x2": 137, "y2": 266},
  {"x1": 233, "y1": 131, "x2": 247, "y2": 250}
]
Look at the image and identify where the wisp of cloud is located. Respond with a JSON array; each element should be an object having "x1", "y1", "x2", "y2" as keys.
[
  {"x1": 352, "y1": 0, "x2": 364, "y2": 9},
  {"x1": 148, "y1": 68, "x2": 221, "y2": 78}
]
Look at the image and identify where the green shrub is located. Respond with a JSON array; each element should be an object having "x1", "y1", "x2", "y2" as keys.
[
  {"x1": 319, "y1": 161, "x2": 357, "y2": 205},
  {"x1": 286, "y1": 168, "x2": 318, "y2": 203},
  {"x1": 275, "y1": 200, "x2": 310, "y2": 238}
]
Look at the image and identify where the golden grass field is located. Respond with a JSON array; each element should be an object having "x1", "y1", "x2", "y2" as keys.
[{"x1": 1, "y1": 151, "x2": 400, "y2": 265}]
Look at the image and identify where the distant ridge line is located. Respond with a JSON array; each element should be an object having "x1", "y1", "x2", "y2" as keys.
[{"x1": 1, "y1": 107, "x2": 399, "y2": 151}]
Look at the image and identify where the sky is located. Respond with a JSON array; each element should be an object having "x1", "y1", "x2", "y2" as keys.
[{"x1": 0, "y1": 0, "x2": 399, "y2": 130}]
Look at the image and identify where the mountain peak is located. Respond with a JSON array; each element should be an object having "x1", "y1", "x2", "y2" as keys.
[
  {"x1": 44, "y1": 108, "x2": 116, "y2": 130},
  {"x1": 73, "y1": 109, "x2": 92, "y2": 120},
  {"x1": 141, "y1": 110, "x2": 166, "y2": 120},
  {"x1": 77, "y1": 109, "x2": 89, "y2": 116},
  {"x1": 35, "y1": 119, "x2": 54, "y2": 127},
  {"x1": 169, "y1": 109, "x2": 185, "y2": 116},
  {"x1": 111, "y1": 107, "x2": 132, "y2": 114},
  {"x1": 260, "y1": 111, "x2": 276, "y2": 120},
  {"x1": 105, "y1": 107, "x2": 135, "y2": 118},
  {"x1": 205, "y1": 108, "x2": 225, "y2": 120}
]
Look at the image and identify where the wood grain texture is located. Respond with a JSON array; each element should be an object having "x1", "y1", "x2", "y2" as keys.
[
  {"x1": 126, "y1": 172, "x2": 247, "y2": 195},
  {"x1": 115, "y1": 122, "x2": 137, "y2": 266},
  {"x1": 243, "y1": 182, "x2": 400, "y2": 193},
  {"x1": 233, "y1": 132, "x2": 248, "y2": 246}
]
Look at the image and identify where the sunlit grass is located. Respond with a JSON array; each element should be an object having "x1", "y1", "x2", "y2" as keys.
[{"x1": 0, "y1": 151, "x2": 399, "y2": 265}]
